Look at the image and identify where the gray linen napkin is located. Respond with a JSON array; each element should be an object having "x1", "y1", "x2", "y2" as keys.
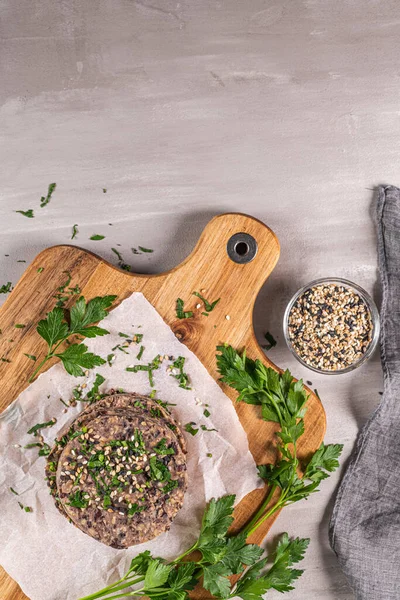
[{"x1": 329, "y1": 185, "x2": 400, "y2": 600}]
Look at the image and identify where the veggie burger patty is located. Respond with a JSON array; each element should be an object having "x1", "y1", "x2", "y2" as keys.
[{"x1": 46, "y1": 392, "x2": 187, "y2": 548}]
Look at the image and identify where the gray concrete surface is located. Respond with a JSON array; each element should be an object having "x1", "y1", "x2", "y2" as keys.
[{"x1": 2, "y1": 1, "x2": 399, "y2": 598}]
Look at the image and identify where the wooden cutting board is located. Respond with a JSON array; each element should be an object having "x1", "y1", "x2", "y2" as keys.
[{"x1": 0, "y1": 213, "x2": 326, "y2": 600}]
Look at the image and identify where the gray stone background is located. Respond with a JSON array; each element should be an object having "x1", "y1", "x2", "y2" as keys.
[{"x1": 2, "y1": 1, "x2": 399, "y2": 598}]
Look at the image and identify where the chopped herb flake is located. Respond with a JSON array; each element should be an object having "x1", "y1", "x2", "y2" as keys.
[
  {"x1": 68, "y1": 490, "x2": 89, "y2": 509},
  {"x1": 37, "y1": 267, "x2": 44, "y2": 273},
  {"x1": 0, "y1": 282, "x2": 12, "y2": 294},
  {"x1": 203, "y1": 409, "x2": 211, "y2": 418},
  {"x1": 14, "y1": 323, "x2": 25, "y2": 328},
  {"x1": 10, "y1": 487, "x2": 19, "y2": 495},
  {"x1": 184, "y1": 423, "x2": 199, "y2": 436},
  {"x1": 24, "y1": 353, "x2": 37, "y2": 361},
  {"x1": 90, "y1": 234, "x2": 105, "y2": 241},
  {"x1": 262, "y1": 331, "x2": 277, "y2": 351},
  {"x1": 138, "y1": 246, "x2": 154, "y2": 253},
  {"x1": 71, "y1": 224, "x2": 78, "y2": 239},
  {"x1": 27, "y1": 419, "x2": 56, "y2": 436},
  {"x1": 193, "y1": 291, "x2": 220, "y2": 313},
  {"x1": 170, "y1": 356, "x2": 191, "y2": 390},
  {"x1": 16, "y1": 209, "x2": 34, "y2": 218},
  {"x1": 40, "y1": 183, "x2": 56, "y2": 208},
  {"x1": 137, "y1": 345, "x2": 144, "y2": 360},
  {"x1": 176, "y1": 298, "x2": 193, "y2": 319},
  {"x1": 111, "y1": 247, "x2": 123, "y2": 261},
  {"x1": 107, "y1": 353, "x2": 115, "y2": 366}
]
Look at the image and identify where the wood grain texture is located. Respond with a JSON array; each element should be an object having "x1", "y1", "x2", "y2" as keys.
[{"x1": 0, "y1": 213, "x2": 326, "y2": 600}]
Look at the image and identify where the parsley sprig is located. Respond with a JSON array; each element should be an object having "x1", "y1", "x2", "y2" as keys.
[
  {"x1": 216, "y1": 344, "x2": 343, "y2": 536},
  {"x1": 78, "y1": 494, "x2": 309, "y2": 600},
  {"x1": 28, "y1": 295, "x2": 117, "y2": 382}
]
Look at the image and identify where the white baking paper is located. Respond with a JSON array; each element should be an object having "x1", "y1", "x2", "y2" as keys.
[{"x1": 0, "y1": 292, "x2": 261, "y2": 600}]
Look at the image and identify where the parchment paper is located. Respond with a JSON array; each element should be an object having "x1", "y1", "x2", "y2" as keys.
[{"x1": 0, "y1": 292, "x2": 261, "y2": 600}]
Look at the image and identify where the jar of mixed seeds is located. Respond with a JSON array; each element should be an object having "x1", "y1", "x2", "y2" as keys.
[{"x1": 283, "y1": 278, "x2": 380, "y2": 374}]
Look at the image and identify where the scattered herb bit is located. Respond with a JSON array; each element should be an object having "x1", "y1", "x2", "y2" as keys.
[
  {"x1": 154, "y1": 438, "x2": 175, "y2": 456},
  {"x1": 203, "y1": 409, "x2": 210, "y2": 418},
  {"x1": 149, "y1": 389, "x2": 157, "y2": 399},
  {"x1": 68, "y1": 490, "x2": 89, "y2": 509},
  {"x1": 216, "y1": 344, "x2": 343, "y2": 537},
  {"x1": 29, "y1": 294, "x2": 117, "y2": 381},
  {"x1": 14, "y1": 323, "x2": 25, "y2": 328},
  {"x1": 37, "y1": 267, "x2": 44, "y2": 273},
  {"x1": 206, "y1": 453, "x2": 213, "y2": 458},
  {"x1": 126, "y1": 354, "x2": 162, "y2": 387},
  {"x1": 137, "y1": 345, "x2": 145, "y2": 360},
  {"x1": 306, "y1": 380, "x2": 313, "y2": 386},
  {"x1": 38, "y1": 443, "x2": 51, "y2": 456},
  {"x1": 19, "y1": 503, "x2": 32, "y2": 513},
  {"x1": 107, "y1": 353, "x2": 115, "y2": 366},
  {"x1": 176, "y1": 298, "x2": 193, "y2": 319},
  {"x1": 201, "y1": 425, "x2": 217, "y2": 432},
  {"x1": 170, "y1": 356, "x2": 191, "y2": 390},
  {"x1": 193, "y1": 291, "x2": 220, "y2": 313},
  {"x1": 40, "y1": 182, "x2": 56, "y2": 208},
  {"x1": 24, "y1": 353, "x2": 37, "y2": 361},
  {"x1": 103, "y1": 188, "x2": 107, "y2": 193},
  {"x1": 10, "y1": 487, "x2": 19, "y2": 495},
  {"x1": 17, "y1": 260, "x2": 26, "y2": 263},
  {"x1": 90, "y1": 234, "x2": 105, "y2": 241},
  {"x1": 131, "y1": 247, "x2": 140, "y2": 255},
  {"x1": 138, "y1": 246, "x2": 154, "y2": 253},
  {"x1": 112, "y1": 343, "x2": 129, "y2": 354},
  {"x1": 0, "y1": 282, "x2": 12, "y2": 294},
  {"x1": 15, "y1": 209, "x2": 34, "y2": 218},
  {"x1": 1, "y1": 357, "x2": 11, "y2": 363},
  {"x1": 128, "y1": 503, "x2": 146, "y2": 516},
  {"x1": 24, "y1": 442, "x2": 42, "y2": 449},
  {"x1": 71, "y1": 224, "x2": 78, "y2": 240},
  {"x1": 111, "y1": 247, "x2": 123, "y2": 261},
  {"x1": 85, "y1": 373, "x2": 106, "y2": 403},
  {"x1": 262, "y1": 331, "x2": 277, "y2": 351},
  {"x1": 27, "y1": 419, "x2": 56, "y2": 436},
  {"x1": 184, "y1": 422, "x2": 199, "y2": 436},
  {"x1": 118, "y1": 332, "x2": 130, "y2": 338},
  {"x1": 133, "y1": 333, "x2": 143, "y2": 343},
  {"x1": 201, "y1": 312, "x2": 209, "y2": 317}
]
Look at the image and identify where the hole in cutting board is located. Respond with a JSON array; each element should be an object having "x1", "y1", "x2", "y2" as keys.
[{"x1": 227, "y1": 233, "x2": 258, "y2": 264}]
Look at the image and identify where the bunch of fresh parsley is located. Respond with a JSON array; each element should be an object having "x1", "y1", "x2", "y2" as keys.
[
  {"x1": 78, "y1": 494, "x2": 309, "y2": 600},
  {"x1": 28, "y1": 295, "x2": 117, "y2": 382},
  {"x1": 216, "y1": 344, "x2": 343, "y2": 536}
]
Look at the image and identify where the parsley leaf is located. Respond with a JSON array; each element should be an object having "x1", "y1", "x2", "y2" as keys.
[
  {"x1": 29, "y1": 295, "x2": 116, "y2": 381},
  {"x1": 144, "y1": 559, "x2": 172, "y2": 588},
  {"x1": 55, "y1": 343, "x2": 106, "y2": 377}
]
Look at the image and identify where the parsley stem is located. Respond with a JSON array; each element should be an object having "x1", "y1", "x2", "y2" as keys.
[
  {"x1": 241, "y1": 483, "x2": 277, "y2": 538},
  {"x1": 244, "y1": 498, "x2": 284, "y2": 538},
  {"x1": 172, "y1": 541, "x2": 198, "y2": 563},
  {"x1": 28, "y1": 354, "x2": 52, "y2": 382},
  {"x1": 78, "y1": 577, "x2": 144, "y2": 600}
]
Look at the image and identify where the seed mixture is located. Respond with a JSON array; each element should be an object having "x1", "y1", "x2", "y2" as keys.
[{"x1": 287, "y1": 283, "x2": 373, "y2": 371}]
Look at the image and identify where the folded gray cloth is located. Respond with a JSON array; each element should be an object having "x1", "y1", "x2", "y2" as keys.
[{"x1": 330, "y1": 185, "x2": 400, "y2": 600}]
